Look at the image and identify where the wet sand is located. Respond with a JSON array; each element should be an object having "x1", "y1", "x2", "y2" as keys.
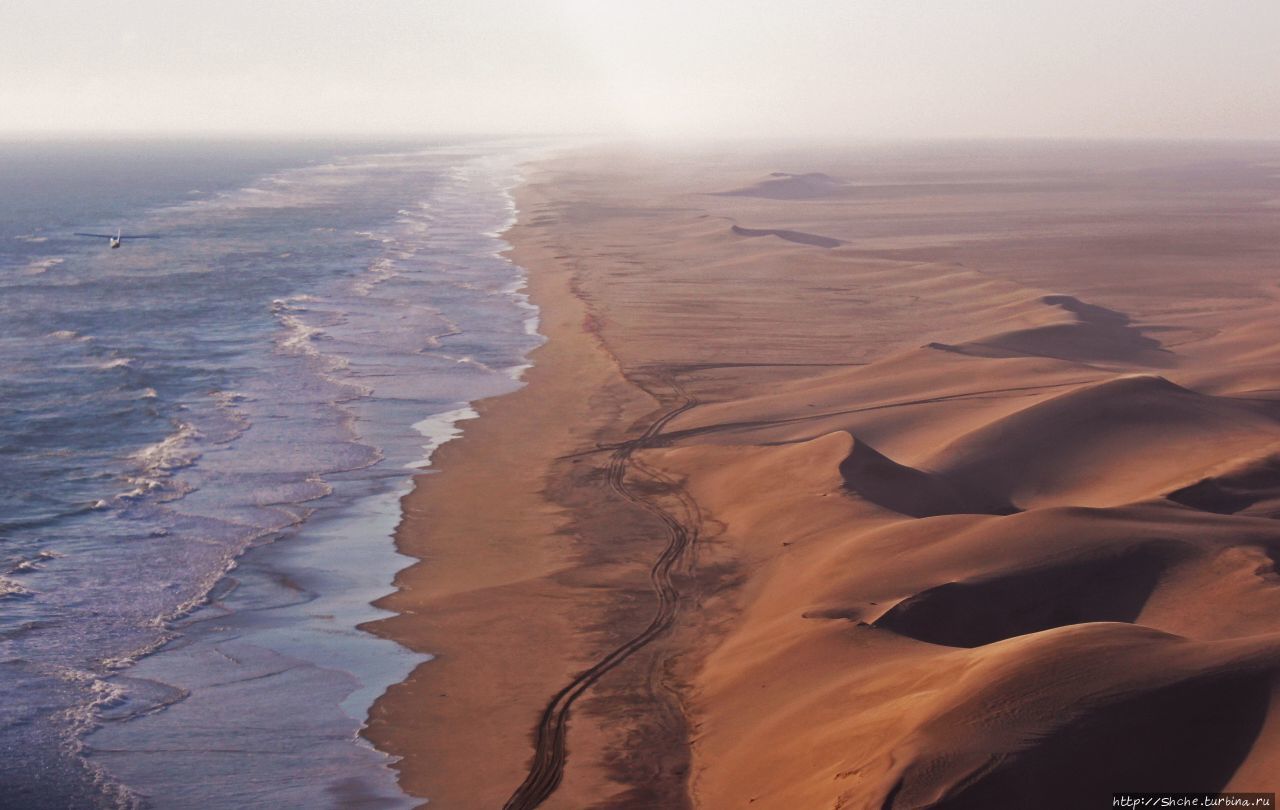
[{"x1": 368, "y1": 141, "x2": 1280, "y2": 808}]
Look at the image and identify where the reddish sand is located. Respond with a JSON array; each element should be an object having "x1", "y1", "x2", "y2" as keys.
[{"x1": 369, "y1": 141, "x2": 1280, "y2": 808}]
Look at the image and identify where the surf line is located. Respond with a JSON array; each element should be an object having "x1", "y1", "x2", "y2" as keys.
[{"x1": 503, "y1": 374, "x2": 701, "y2": 810}]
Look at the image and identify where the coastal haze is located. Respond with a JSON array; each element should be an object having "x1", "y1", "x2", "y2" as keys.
[
  {"x1": 3, "y1": 1, "x2": 1280, "y2": 138},
  {"x1": 3, "y1": 3, "x2": 1280, "y2": 810}
]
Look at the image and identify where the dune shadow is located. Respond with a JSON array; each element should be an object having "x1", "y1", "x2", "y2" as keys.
[
  {"x1": 1168, "y1": 455, "x2": 1280, "y2": 516},
  {"x1": 839, "y1": 437, "x2": 1017, "y2": 518},
  {"x1": 931, "y1": 294, "x2": 1170, "y2": 367},
  {"x1": 730, "y1": 224, "x2": 843, "y2": 248},
  {"x1": 873, "y1": 543, "x2": 1184, "y2": 648},
  {"x1": 907, "y1": 669, "x2": 1272, "y2": 809}
]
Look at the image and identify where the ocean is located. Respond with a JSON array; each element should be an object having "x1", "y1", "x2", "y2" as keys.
[{"x1": 0, "y1": 138, "x2": 544, "y2": 808}]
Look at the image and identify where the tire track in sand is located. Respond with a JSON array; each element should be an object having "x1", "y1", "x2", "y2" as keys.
[{"x1": 503, "y1": 376, "x2": 700, "y2": 810}]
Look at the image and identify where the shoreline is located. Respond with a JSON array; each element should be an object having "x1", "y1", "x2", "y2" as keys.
[
  {"x1": 365, "y1": 165, "x2": 678, "y2": 807},
  {"x1": 63, "y1": 143, "x2": 539, "y2": 809}
]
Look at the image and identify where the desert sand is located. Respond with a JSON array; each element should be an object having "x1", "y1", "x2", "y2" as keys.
[{"x1": 368, "y1": 140, "x2": 1280, "y2": 809}]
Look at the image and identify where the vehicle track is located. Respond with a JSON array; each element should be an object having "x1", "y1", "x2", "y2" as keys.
[{"x1": 503, "y1": 377, "x2": 700, "y2": 810}]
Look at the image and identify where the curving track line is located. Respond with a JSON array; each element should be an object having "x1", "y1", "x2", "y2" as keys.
[{"x1": 503, "y1": 377, "x2": 700, "y2": 810}]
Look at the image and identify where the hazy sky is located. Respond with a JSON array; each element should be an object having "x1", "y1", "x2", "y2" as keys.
[{"x1": 3, "y1": 0, "x2": 1278, "y2": 139}]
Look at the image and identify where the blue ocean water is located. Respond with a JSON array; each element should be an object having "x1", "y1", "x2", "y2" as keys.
[{"x1": 0, "y1": 138, "x2": 544, "y2": 808}]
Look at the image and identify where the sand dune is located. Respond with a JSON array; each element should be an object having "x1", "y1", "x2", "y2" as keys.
[
  {"x1": 729, "y1": 223, "x2": 843, "y2": 248},
  {"x1": 375, "y1": 143, "x2": 1280, "y2": 808},
  {"x1": 838, "y1": 434, "x2": 1015, "y2": 518},
  {"x1": 931, "y1": 294, "x2": 1171, "y2": 366},
  {"x1": 654, "y1": 424, "x2": 1280, "y2": 807},
  {"x1": 1168, "y1": 453, "x2": 1280, "y2": 516},
  {"x1": 871, "y1": 543, "x2": 1182, "y2": 646},
  {"x1": 926, "y1": 374, "x2": 1280, "y2": 508},
  {"x1": 716, "y1": 171, "x2": 850, "y2": 199},
  {"x1": 880, "y1": 626, "x2": 1280, "y2": 809},
  {"x1": 828, "y1": 371, "x2": 1280, "y2": 515}
]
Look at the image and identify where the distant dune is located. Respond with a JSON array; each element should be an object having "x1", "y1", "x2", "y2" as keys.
[
  {"x1": 729, "y1": 224, "x2": 843, "y2": 248},
  {"x1": 930, "y1": 294, "x2": 1171, "y2": 365},
  {"x1": 716, "y1": 171, "x2": 851, "y2": 199}
]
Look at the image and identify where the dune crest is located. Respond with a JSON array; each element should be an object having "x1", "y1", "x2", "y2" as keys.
[{"x1": 926, "y1": 374, "x2": 1280, "y2": 508}]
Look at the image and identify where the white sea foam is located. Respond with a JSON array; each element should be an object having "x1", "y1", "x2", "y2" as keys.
[
  {"x1": 52, "y1": 666, "x2": 145, "y2": 810},
  {"x1": 297, "y1": 473, "x2": 335, "y2": 503},
  {"x1": 25, "y1": 257, "x2": 64, "y2": 274},
  {"x1": 355, "y1": 229, "x2": 396, "y2": 245},
  {"x1": 151, "y1": 552, "x2": 243, "y2": 628},
  {"x1": 271, "y1": 294, "x2": 320, "y2": 312},
  {"x1": 207, "y1": 390, "x2": 253, "y2": 443},
  {"x1": 494, "y1": 176, "x2": 545, "y2": 345},
  {"x1": 6, "y1": 549, "x2": 64, "y2": 576},
  {"x1": 0, "y1": 574, "x2": 31, "y2": 598},
  {"x1": 353, "y1": 257, "x2": 399, "y2": 295},
  {"x1": 9, "y1": 550, "x2": 63, "y2": 575},
  {"x1": 409, "y1": 405, "x2": 480, "y2": 470},
  {"x1": 210, "y1": 390, "x2": 251, "y2": 405},
  {"x1": 439, "y1": 354, "x2": 497, "y2": 374},
  {"x1": 272, "y1": 302, "x2": 370, "y2": 397},
  {"x1": 505, "y1": 360, "x2": 536, "y2": 382},
  {"x1": 114, "y1": 479, "x2": 193, "y2": 505},
  {"x1": 277, "y1": 313, "x2": 323, "y2": 357},
  {"x1": 129, "y1": 419, "x2": 202, "y2": 483}
]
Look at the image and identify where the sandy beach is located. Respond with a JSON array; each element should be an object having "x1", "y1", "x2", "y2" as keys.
[{"x1": 367, "y1": 141, "x2": 1280, "y2": 809}]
